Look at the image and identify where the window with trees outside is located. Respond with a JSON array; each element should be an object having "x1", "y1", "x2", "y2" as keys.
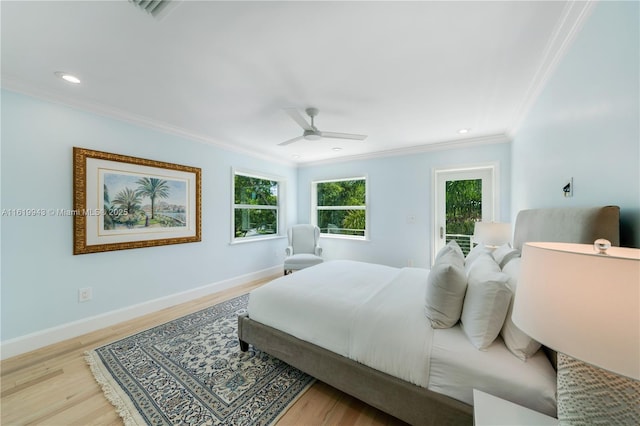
[
  {"x1": 445, "y1": 179, "x2": 482, "y2": 255},
  {"x1": 434, "y1": 165, "x2": 495, "y2": 259},
  {"x1": 233, "y1": 171, "x2": 281, "y2": 241},
  {"x1": 312, "y1": 177, "x2": 367, "y2": 239}
]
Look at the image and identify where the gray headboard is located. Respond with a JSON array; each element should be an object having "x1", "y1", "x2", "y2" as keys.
[
  {"x1": 511, "y1": 205, "x2": 620, "y2": 369},
  {"x1": 512, "y1": 206, "x2": 620, "y2": 251}
]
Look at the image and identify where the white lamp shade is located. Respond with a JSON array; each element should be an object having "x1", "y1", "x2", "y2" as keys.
[
  {"x1": 473, "y1": 222, "x2": 511, "y2": 247},
  {"x1": 512, "y1": 242, "x2": 640, "y2": 380}
]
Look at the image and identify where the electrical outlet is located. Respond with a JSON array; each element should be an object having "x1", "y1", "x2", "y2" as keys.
[
  {"x1": 408, "y1": 259, "x2": 414, "y2": 267},
  {"x1": 78, "y1": 287, "x2": 92, "y2": 302}
]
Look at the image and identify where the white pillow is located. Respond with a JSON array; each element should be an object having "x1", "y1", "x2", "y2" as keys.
[
  {"x1": 424, "y1": 262, "x2": 468, "y2": 329},
  {"x1": 436, "y1": 248, "x2": 465, "y2": 269},
  {"x1": 500, "y1": 258, "x2": 542, "y2": 360},
  {"x1": 491, "y1": 243, "x2": 521, "y2": 269},
  {"x1": 466, "y1": 252, "x2": 496, "y2": 276},
  {"x1": 435, "y1": 240, "x2": 464, "y2": 265},
  {"x1": 465, "y1": 243, "x2": 491, "y2": 274},
  {"x1": 500, "y1": 253, "x2": 520, "y2": 270},
  {"x1": 460, "y1": 254, "x2": 512, "y2": 350}
]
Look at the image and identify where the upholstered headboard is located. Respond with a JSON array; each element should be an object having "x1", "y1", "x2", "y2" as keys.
[
  {"x1": 511, "y1": 206, "x2": 620, "y2": 369},
  {"x1": 512, "y1": 206, "x2": 620, "y2": 251}
]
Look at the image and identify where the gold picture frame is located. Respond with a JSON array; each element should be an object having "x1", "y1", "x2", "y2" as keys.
[{"x1": 73, "y1": 147, "x2": 201, "y2": 254}]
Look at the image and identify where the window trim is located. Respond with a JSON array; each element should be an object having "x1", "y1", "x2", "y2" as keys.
[
  {"x1": 231, "y1": 168, "x2": 286, "y2": 244},
  {"x1": 311, "y1": 175, "x2": 369, "y2": 241},
  {"x1": 432, "y1": 162, "x2": 499, "y2": 263}
]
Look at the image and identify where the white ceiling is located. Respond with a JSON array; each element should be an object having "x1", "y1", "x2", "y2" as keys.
[{"x1": 1, "y1": 1, "x2": 593, "y2": 165}]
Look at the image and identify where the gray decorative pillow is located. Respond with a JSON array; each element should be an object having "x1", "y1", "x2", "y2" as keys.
[
  {"x1": 461, "y1": 254, "x2": 512, "y2": 350},
  {"x1": 424, "y1": 262, "x2": 468, "y2": 328}
]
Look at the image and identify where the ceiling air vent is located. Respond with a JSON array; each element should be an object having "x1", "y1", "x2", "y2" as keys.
[{"x1": 129, "y1": 0, "x2": 177, "y2": 19}]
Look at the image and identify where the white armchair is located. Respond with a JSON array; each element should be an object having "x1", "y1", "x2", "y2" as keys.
[{"x1": 283, "y1": 224, "x2": 323, "y2": 275}]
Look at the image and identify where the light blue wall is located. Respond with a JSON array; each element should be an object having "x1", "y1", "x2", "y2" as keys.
[
  {"x1": 0, "y1": 90, "x2": 297, "y2": 341},
  {"x1": 4, "y1": 1, "x2": 636, "y2": 344},
  {"x1": 297, "y1": 143, "x2": 511, "y2": 269},
  {"x1": 0, "y1": 90, "x2": 511, "y2": 343},
  {"x1": 511, "y1": 1, "x2": 639, "y2": 247}
]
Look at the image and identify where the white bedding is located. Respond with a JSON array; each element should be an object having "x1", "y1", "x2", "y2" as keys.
[
  {"x1": 350, "y1": 266, "x2": 434, "y2": 387},
  {"x1": 248, "y1": 259, "x2": 557, "y2": 415},
  {"x1": 248, "y1": 260, "x2": 399, "y2": 357},
  {"x1": 430, "y1": 326, "x2": 557, "y2": 416}
]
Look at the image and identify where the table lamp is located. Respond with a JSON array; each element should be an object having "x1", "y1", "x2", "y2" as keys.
[
  {"x1": 472, "y1": 222, "x2": 511, "y2": 247},
  {"x1": 512, "y1": 241, "x2": 640, "y2": 424}
]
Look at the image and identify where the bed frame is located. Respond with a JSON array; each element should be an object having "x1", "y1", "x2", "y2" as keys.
[{"x1": 238, "y1": 206, "x2": 620, "y2": 425}]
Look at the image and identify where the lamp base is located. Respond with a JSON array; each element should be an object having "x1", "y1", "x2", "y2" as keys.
[{"x1": 557, "y1": 353, "x2": 640, "y2": 425}]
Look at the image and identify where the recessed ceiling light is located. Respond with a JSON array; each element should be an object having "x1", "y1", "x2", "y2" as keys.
[
  {"x1": 332, "y1": 147, "x2": 343, "y2": 152},
  {"x1": 458, "y1": 128, "x2": 470, "y2": 134},
  {"x1": 292, "y1": 154, "x2": 301, "y2": 159},
  {"x1": 54, "y1": 71, "x2": 81, "y2": 84}
]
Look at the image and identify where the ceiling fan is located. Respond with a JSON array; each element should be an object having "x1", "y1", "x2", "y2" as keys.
[{"x1": 278, "y1": 107, "x2": 368, "y2": 146}]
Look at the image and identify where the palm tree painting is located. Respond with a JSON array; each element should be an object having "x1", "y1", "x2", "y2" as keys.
[
  {"x1": 103, "y1": 172, "x2": 187, "y2": 230},
  {"x1": 111, "y1": 187, "x2": 142, "y2": 214},
  {"x1": 111, "y1": 187, "x2": 143, "y2": 228},
  {"x1": 103, "y1": 184, "x2": 115, "y2": 230},
  {"x1": 136, "y1": 177, "x2": 170, "y2": 219},
  {"x1": 73, "y1": 147, "x2": 200, "y2": 254}
]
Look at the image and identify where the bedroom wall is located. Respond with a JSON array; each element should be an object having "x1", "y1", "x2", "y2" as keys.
[
  {"x1": 296, "y1": 142, "x2": 512, "y2": 269},
  {"x1": 0, "y1": 90, "x2": 297, "y2": 346},
  {"x1": 511, "y1": 1, "x2": 639, "y2": 247}
]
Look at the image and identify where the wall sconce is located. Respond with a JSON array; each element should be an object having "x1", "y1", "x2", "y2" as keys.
[{"x1": 563, "y1": 178, "x2": 573, "y2": 197}]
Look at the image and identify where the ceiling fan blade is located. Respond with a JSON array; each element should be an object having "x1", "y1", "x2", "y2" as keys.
[
  {"x1": 319, "y1": 131, "x2": 368, "y2": 141},
  {"x1": 284, "y1": 108, "x2": 313, "y2": 131},
  {"x1": 278, "y1": 136, "x2": 304, "y2": 146}
]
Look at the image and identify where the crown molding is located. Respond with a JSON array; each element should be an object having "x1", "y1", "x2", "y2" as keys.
[
  {"x1": 3, "y1": 80, "x2": 511, "y2": 169},
  {"x1": 297, "y1": 133, "x2": 512, "y2": 167},
  {"x1": 0, "y1": 80, "x2": 298, "y2": 167},
  {"x1": 508, "y1": 0, "x2": 597, "y2": 135}
]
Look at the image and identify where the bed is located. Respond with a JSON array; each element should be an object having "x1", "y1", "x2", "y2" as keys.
[{"x1": 238, "y1": 206, "x2": 621, "y2": 425}]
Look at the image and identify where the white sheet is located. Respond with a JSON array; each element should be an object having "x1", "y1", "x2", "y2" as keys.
[
  {"x1": 429, "y1": 325, "x2": 557, "y2": 416},
  {"x1": 248, "y1": 259, "x2": 557, "y2": 415}
]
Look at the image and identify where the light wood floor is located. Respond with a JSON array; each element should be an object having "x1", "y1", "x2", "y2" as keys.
[{"x1": 1, "y1": 277, "x2": 407, "y2": 426}]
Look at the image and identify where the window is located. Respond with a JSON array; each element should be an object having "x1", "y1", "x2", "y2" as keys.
[
  {"x1": 232, "y1": 171, "x2": 281, "y2": 241},
  {"x1": 312, "y1": 177, "x2": 367, "y2": 239},
  {"x1": 444, "y1": 178, "x2": 483, "y2": 254},
  {"x1": 433, "y1": 165, "x2": 497, "y2": 258}
]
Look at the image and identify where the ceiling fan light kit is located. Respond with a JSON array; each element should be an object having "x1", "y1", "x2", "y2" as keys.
[
  {"x1": 279, "y1": 107, "x2": 368, "y2": 146},
  {"x1": 303, "y1": 130, "x2": 322, "y2": 141}
]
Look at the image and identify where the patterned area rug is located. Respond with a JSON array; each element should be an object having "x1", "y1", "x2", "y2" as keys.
[{"x1": 86, "y1": 294, "x2": 314, "y2": 425}]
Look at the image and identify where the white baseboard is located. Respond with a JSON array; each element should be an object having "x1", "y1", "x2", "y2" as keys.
[{"x1": 0, "y1": 266, "x2": 281, "y2": 360}]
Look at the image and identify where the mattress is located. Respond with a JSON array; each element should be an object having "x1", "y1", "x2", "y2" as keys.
[{"x1": 247, "y1": 259, "x2": 557, "y2": 415}]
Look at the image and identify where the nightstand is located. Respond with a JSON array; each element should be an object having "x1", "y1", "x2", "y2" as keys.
[{"x1": 473, "y1": 389, "x2": 558, "y2": 426}]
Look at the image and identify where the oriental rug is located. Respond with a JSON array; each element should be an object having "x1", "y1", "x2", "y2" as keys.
[{"x1": 86, "y1": 294, "x2": 314, "y2": 426}]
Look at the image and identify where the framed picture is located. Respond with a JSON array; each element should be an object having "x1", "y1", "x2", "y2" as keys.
[{"x1": 73, "y1": 147, "x2": 201, "y2": 254}]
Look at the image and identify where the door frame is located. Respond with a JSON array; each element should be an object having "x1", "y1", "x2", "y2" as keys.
[{"x1": 432, "y1": 162, "x2": 500, "y2": 264}]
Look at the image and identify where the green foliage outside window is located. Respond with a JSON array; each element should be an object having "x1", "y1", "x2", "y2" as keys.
[
  {"x1": 445, "y1": 179, "x2": 482, "y2": 254},
  {"x1": 316, "y1": 179, "x2": 366, "y2": 237},
  {"x1": 234, "y1": 174, "x2": 278, "y2": 238}
]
